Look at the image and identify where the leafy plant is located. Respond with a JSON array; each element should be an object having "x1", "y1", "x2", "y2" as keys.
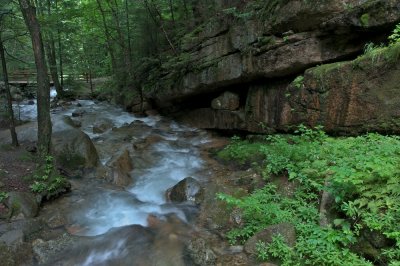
[
  {"x1": 389, "y1": 23, "x2": 400, "y2": 44},
  {"x1": 256, "y1": 235, "x2": 293, "y2": 263},
  {"x1": 30, "y1": 156, "x2": 68, "y2": 196},
  {"x1": 0, "y1": 192, "x2": 8, "y2": 203},
  {"x1": 217, "y1": 136, "x2": 265, "y2": 166},
  {"x1": 218, "y1": 126, "x2": 400, "y2": 264},
  {"x1": 292, "y1": 75, "x2": 304, "y2": 89}
]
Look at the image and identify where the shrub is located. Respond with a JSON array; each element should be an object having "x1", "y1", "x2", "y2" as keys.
[
  {"x1": 30, "y1": 156, "x2": 68, "y2": 198},
  {"x1": 218, "y1": 126, "x2": 400, "y2": 264}
]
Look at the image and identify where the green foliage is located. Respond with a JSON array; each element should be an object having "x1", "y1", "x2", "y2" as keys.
[
  {"x1": 62, "y1": 77, "x2": 86, "y2": 98},
  {"x1": 217, "y1": 136, "x2": 264, "y2": 166},
  {"x1": 222, "y1": 7, "x2": 254, "y2": 19},
  {"x1": 18, "y1": 150, "x2": 34, "y2": 162},
  {"x1": 389, "y1": 23, "x2": 400, "y2": 45},
  {"x1": 360, "y1": 39, "x2": 400, "y2": 65},
  {"x1": 0, "y1": 192, "x2": 8, "y2": 203},
  {"x1": 218, "y1": 126, "x2": 400, "y2": 264},
  {"x1": 256, "y1": 235, "x2": 293, "y2": 263},
  {"x1": 30, "y1": 156, "x2": 67, "y2": 195},
  {"x1": 360, "y1": 13, "x2": 370, "y2": 27}
]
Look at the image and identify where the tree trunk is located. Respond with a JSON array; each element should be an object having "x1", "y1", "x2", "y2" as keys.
[
  {"x1": 45, "y1": 39, "x2": 63, "y2": 97},
  {"x1": 56, "y1": 0, "x2": 63, "y2": 87},
  {"x1": 18, "y1": 0, "x2": 52, "y2": 159},
  {"x1": 0, "y1": 34, "x2": 19, "y2": 147},
  {"x1": 96, "y1": 0, "x2": 118, "y2": 74},
  {"x1": 89, "y1": 68, "x2": 93, "y2": 96},
  {"x1": 45, "y1": 0, "x2": 63, "y2": 97},
  {"x1": 58, "y1": 30, "x2": 63, "y2": 87},
  {"x1": 169, "y1": 0, "x2": 175, "y2": 23},
  {"x1": 144, "y1": 0, "x2": 177, "y2": 55}
]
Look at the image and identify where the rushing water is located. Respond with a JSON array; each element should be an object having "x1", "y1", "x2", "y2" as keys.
[{"x1": 7, "y1": 94, "x2": 211, "y2": 265}]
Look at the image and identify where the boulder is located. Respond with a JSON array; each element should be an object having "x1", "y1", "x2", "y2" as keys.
[
  {"x1": 71, "y1": 109, "x2": 85, "y2": 117},
  {"x1": 32, "y1": 234, "x2": 78, "y2": 265},
  {"x1": 52, "y1": 128, "x2": 99, "y2": 170},
  {"x1": 0, "y1": 243, "x2": 15, "y2": 266},
  {"x1": 93, "y1": 119, "x2": 113, "y2": 134},
  {"x1": 185, "y1": 238, "x2": 217, "y2": 266},
  {"x1": 4, "y1": 192, "x2": 39, "y2": 219},
  {"x1": 62, "y1": 116, "x2": 81, "y2": 128},
  {"x1": 110, "y1": 149, "x2": 133, "y2": 186},
  {"x1": 166, "y1": 177, "x2": 204, "y2": 204},
  {"x1": 0, "y1": 229, "x2": 24, "y2": 249},
  {"x1": 133, "y1": 134, "x2": 164, "y2": 151},
  {"x1": 176, "y1": 108, "x2": 246, "y2": 130},
  {"x1": 211, "y1": 91, "x2": 240, "y2": 111},
  {"x1": 131, "y1": 101, "x2": 152, "y2": 113},
  {"x1": 244, "y1": 223, "x2": 296, "y2": 255},
  {"x1": 282, "y1": 43, "x2": 400, "y2": 134}
]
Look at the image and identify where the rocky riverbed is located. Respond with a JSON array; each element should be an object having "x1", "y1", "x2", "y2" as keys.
[{"x1": 0, "y1": 98, "x2": 267, "y2": 265}]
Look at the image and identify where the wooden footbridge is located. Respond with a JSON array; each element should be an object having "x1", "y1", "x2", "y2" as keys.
[{"x1": 7, "y1": 70, "x2": 54, "y2": 86}]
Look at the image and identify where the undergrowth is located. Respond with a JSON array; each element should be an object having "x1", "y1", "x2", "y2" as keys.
[
  {"x1": 217, "y1": 125, "x2": 400, "y2": 265},
  {"x1": 30, "y1": 156, "x2": 68, "y2": 199}
]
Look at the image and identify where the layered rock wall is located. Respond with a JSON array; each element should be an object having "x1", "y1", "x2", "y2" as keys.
[{"x1": 144, "y1": 0, "x2": 400, "y2": 134}]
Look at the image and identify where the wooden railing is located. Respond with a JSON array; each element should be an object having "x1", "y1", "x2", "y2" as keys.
[{"x1": 7, "y1": 69, "x2": 89, "y2": 85}]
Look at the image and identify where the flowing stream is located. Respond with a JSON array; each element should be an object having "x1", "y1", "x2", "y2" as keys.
[{"x1": 8, "y1": 93, "x2": 212, "y2": 265}]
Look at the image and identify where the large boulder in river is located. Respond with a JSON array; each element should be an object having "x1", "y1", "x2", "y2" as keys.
[
  {"x1": 110, "y1": 149, "x2": 133, "y2": 186},
  {"x1": 166, "y1": 177, "x2": 204, "y2": 204},
  {"x1": 52, "y1": 128, "x2": 99, "y2": 170},
  {"x1": 93, "y1": 119, "x2": 113, "y2": 134},
  {"x1": 62, "y1": 116, "x2": 81, "y2": 128}
]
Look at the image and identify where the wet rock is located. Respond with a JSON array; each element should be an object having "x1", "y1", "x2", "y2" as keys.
[
  {"x1": 0, "y1": 243, "x2": 15, "y2": 266},
  {"x1": 5, "y1": 191, "x2": 39, "y2": 219},
  {"x1": 133, "y1": 134, "x2": 164, "y2": 151},
  {"x1": 131, "y1": 101, "x2": 152, "y2": 113},
  {"x1": 244, "y1": 223, "x2": 296, "y2": 255},
  {"x1": 176, "y1": 108, "x2": 246, "y2": 131},
  {"x1": 62, "y1": 116, "x2": 81, "y2": 128},
  {"x1": 145, "y1": 109, "x2": 159, "y2": 116},
  {"x1": 166, "y1": 177, "x2": 204, "y2": 204},
  {"x1": 186, "y1": 238, "x2": 217, "y2": 266},
  {"x1": 110, "y1": 149, "x2": 133, "y2": 186},
  {"x1": 0, "y1": 229, "x2": 24, "y2": 248},
  {"x1": 46, "y1": 212, "x2": 67, "y2": 229},
  {"x1": 211, "y1": 91, "x2": 240, "y2": 111},
  {"x1": 71, "y1": 109, "x2": 85, "y2": 117},
  {"x1": 27, "y1": 100, "x2": 35, "y2": 105},
  {"x1": 32, "y1": 234, "x2": 78, "y2": 265},
  {"x1": 92, "y1": 119, "x2": 113, "y2": 133},
  {"x1": 128, "y1": 120, "x2": 153, "y2": 130},
  {"x1": 52, "y1": 128, "x2": 100, "y2": 170}
]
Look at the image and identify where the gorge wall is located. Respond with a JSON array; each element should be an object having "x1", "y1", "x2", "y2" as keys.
[{"x1": 139, "y1": 0, "x2": 400, "y2": 134}]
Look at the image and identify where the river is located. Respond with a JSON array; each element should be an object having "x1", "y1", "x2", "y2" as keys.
[{"x1": 6, "y1": 94, "x2": 214, "y2": 265}]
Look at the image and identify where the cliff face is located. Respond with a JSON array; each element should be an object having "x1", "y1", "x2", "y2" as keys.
[{"x1": 143, "y1": 0, "x2": 400, "y2": 134}]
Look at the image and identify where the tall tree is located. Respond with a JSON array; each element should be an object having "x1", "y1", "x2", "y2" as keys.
[
  {"x1": 0, "y1": 22, "x2": 19, "y2": 146},
  {"x1": 18, "y1": 0, "x2": 52, "y2": 159},
  {"x1": 44, "y1": 0, "x2": 63, "y2": 98}
]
